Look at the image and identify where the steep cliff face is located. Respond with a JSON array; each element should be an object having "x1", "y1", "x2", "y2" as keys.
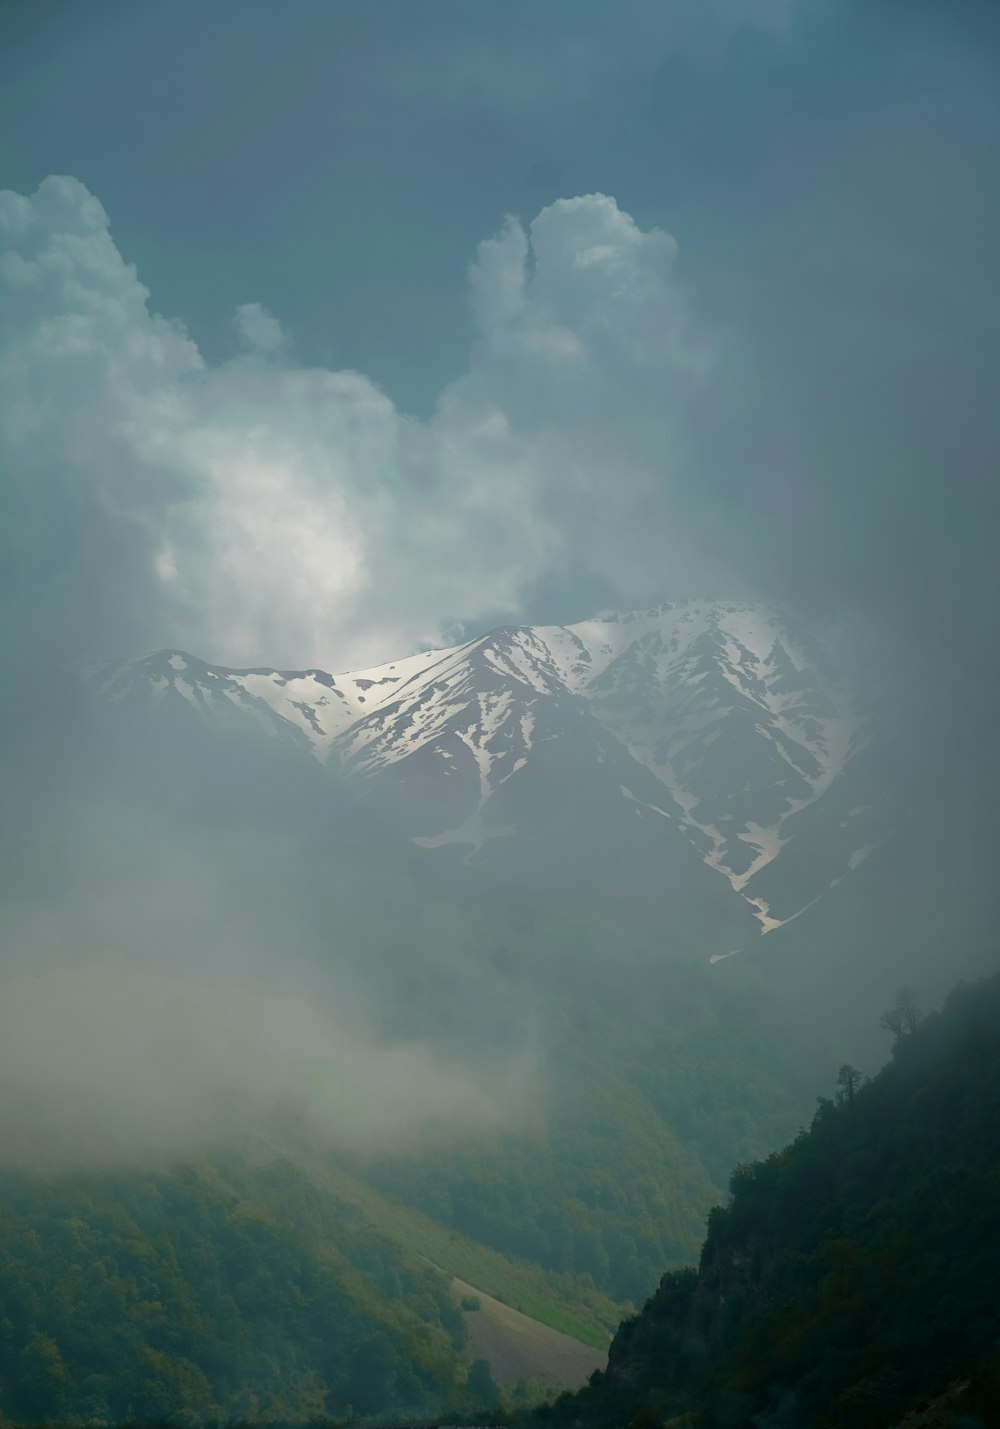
[{"x1": 536, "y1": 974, "x2": 1000, "y2": 1429}]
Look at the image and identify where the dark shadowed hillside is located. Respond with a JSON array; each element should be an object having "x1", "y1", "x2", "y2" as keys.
[{"x1": 533, "y1": 973, "x2": 1000, "y2": 1429}]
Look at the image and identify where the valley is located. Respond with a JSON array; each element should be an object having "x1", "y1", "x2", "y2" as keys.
[{"x1": 2, "y1": 601, "x2": 992, "y2": 1422}]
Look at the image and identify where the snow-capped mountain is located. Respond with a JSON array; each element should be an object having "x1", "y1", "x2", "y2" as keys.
[
  {"x1": 86, "y1": 602, "x2": 887, "y2": 948},
  {"x1": 84, "y1": 643, "x2": 465, "y2": 755}
]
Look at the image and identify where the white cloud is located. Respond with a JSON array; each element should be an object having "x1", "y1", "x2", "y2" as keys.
[
  {"x1": 0, "y1": 176, "x2": 718, "y2": 671},
  {"x1": 468, "y1": 213, "x2": 528, "y2": 334},
  {"x1": 463, "y1": 194, "x2": 708, "y2": 419},
  {"x1": 233, "y1": 300, "x2": 288, "y2": 356}
]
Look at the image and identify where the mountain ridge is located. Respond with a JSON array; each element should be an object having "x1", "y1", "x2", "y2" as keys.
[{"x1": 85, "y1": 601, "x2": 879, "y2": 944}]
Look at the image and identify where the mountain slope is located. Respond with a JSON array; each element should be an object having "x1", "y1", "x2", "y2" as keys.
[
  {"x1": 330, "y1": 602, "x2": 861, "y2": 937},
  {"x1": 0, "y1": 1154, "x2": 470, "y2": 1425},
  {"x1": 0, "y1": 1143, "x2": 623, "y2": 1426},
  {"x1": 6, "y1": 664, "x2": 815, "y2": 1309},
  {"x1": 452, "y1": 1276, "x2": 607, "y2": 1390},
  {"x1": 534, "y1": 973, "x2": 1000, "y2": 1429},
  {"x1": 86, "y1": 601, "x2": 868, "y2": 945},
  {"x1": 243, "y1": 1135, "x2": 623, "y2": 1348}
]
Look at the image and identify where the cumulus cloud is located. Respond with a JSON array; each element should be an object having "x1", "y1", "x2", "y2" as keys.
[
  {"x1": 233, "y1": 300, "x2": 289, "y2": 356},
  {"x1": 458, "y1": 196, "x2": 724, "y2": 609},
  {"x1": 0, "y1": 176, "x2": 714, "y2": 671},
  {"x1": 466, "y1": 196, "x2": 707, "y2": 407}
]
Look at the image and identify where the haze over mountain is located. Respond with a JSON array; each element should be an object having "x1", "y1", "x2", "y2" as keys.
[
  {"x1": 1, "y1": 0, "x2": 998, "y2": 1420},
  {"x1": 87, "y1": 601, "x2": 871, "y2": 937}
]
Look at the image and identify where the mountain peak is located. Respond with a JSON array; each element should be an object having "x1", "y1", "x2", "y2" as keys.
[{"x1": 85, "y1": 601, "x2": 876, "y2": 947}]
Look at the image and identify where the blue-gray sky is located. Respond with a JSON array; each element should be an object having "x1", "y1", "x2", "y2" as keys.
[
  {"x1": 2, "y1": 0, "x2": 998, "y2": 668},
  {"x1": 2, "y1": 0, "x2": 829, "y2": 411}
]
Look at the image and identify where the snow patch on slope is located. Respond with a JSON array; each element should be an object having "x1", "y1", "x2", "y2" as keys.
[{"x1": 87, "y1": 601, "x2": 866, "y2": 942}]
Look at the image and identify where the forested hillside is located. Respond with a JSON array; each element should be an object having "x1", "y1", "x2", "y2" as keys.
[
  {"x1": 535, "y1": 974, "x2": 1000, "y2": 1429},
  {"x1": 0, "y1": 1156, "x2": 475, "y2": 1424},
  {"x1": 0, "y1": 1139, "x2": 627, "y2": 1426},
  {"x1": 365, "y1": 953, "x2": 813, "y2": 1304}
]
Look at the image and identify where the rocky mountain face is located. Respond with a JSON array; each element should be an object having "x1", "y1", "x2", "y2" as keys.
[{"x1": 85, "y1": 600, "x2": 898, "y2": 960}]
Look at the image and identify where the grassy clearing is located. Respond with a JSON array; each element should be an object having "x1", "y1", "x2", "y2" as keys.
[
  {"x1": 252, "y1": 1136, "x2": 623, "y2": 1348},
  {"x1": 453, "y1": 1275, "x2": 607, "y2": 1387}
]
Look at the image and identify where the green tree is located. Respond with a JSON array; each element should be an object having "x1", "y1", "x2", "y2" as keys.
[
  {"x1": 467, "y1": 1357, "x2": 502, "y2": 1413},
  {"x1": 13, "y1": 1333, "x2": 71, "y2": 1422},
  {"x1": 836, "y1": 1063, "x2": 863, "y2": 1108},
  {"x1": 879, "y1": 985, "x2": 921, "y2": 1041}
]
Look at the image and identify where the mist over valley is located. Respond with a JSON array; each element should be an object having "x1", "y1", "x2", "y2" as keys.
[{"x1": 1, "y1": 1, "x2": 998, "y2": 1423}]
